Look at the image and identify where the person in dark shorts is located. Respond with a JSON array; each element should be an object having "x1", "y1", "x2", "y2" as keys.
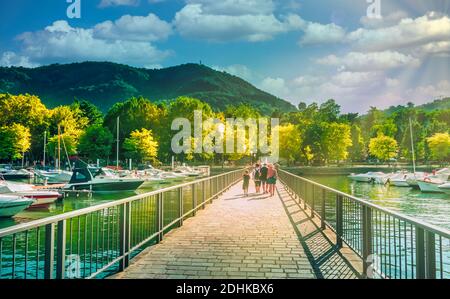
[
  {"x1": 252, "y1": 164, "x2": 262, "y2": 193},
  {"x1": 243, "y1": 170, "x2": 250, "y2": 196},
  {"x1": 260, "y1": 163, "x2": 268, "y2": 193},
  {"x1": 267, "y1": 164, "x2": 278, "y2": 197}
]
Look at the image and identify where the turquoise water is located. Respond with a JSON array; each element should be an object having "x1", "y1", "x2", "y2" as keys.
[
  {"x1": 0, "y1": 178, "x2": 195, "y2": 230},
  {"x1": 305, "y1": 175, "x2": 450, "y2": 230}
]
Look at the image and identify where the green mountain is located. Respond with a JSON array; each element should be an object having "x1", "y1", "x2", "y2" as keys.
[
  {"x1": 385, "y1": 97, "x2": 450, "y2": 114},
  {"x1": 0, "y1": 61, "x2": 296, "y2": 114}
]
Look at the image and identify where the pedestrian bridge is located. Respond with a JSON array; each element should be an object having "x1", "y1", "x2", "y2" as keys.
[{"x1": 0, "y1": 169, "x2": 449, "y2": 279}]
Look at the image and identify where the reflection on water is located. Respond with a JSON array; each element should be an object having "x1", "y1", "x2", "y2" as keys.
[
  {"x1": 306, "y1": 175, "x2": 450, "y2": 230},
  {"x1": 0, "y1": 178, "x2": 194, "y2": 230}
]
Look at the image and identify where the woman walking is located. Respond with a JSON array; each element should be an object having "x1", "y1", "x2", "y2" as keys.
[
  {"x1": 266, "y1": 164, "x2": 278, "y2": 197},
  {"x1": 242, "y1": 170, "x2": 250, "y2": 197},
  {"x1": 252, "y1": 164, "x2": 262, "y2": 193}
]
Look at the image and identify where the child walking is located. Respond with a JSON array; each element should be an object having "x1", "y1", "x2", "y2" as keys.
[{"x1": 243, "y1": 170, "x2": 250, "y2": 196}]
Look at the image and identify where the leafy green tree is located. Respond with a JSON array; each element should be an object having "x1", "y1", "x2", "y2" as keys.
[
  {"x1": 78, "y1": 125, "x2": 114, "y2": 161},
  {"x1": 323, "y1": 123, "x2": 352, "y2": 163},
  {"x1": 72, "y1": 100, "x2": 103, "y2": 126},
  {"x1": 46, "y1": 134, "x2": 78, "y2": 158},
  {"x1": 0, "y1": 123, "x2": 31, "y2": 160},
  {"x1": 369, "y1": 134, "x2": 398, "y2": 163},
  {"x1": 278, "y1": 124, "x2": 302, "y2": 165},
  {"x1": 123, "y1": 128, "x2": 159, "y2": 163},
  {"x1": 349, "y1": 124, "x2": 366, "y2": 162},
  {"x1": 427, "y1": 133, "x2": 450, "y2": 163},
  {"x1": 318, "y1": 99, "x2": 340, "y2": 122}
]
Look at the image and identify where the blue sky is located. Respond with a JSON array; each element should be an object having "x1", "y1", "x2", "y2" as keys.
[{"x1": 0, "y1": 0, "x2": 449, "y2": 113}]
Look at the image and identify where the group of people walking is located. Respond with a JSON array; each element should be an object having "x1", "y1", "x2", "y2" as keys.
[{"x1": 242, "y1": 163, "x2": 278, "y2": 197}]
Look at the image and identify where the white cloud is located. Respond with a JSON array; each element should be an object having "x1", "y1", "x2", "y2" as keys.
[
  {"x1": 331, "y1": 71, "x2": 382, "y2": 88},
  {"x1": 0, "y1": 51, "x2": 39, "y2": 68},
  {"x1": 14, "y1": 20, "x2": 170, "y2": 67},
  {"x1": 174, "y1": 3, "x2": 303, "y2": 42},
  {"x1": 360, "y1": 11, "x2": 410, "y2": 29},
  {"x1": 185, "y1": 0, "x2": 275, "y2": 16},
  {"x1": 99, "y1": 0, "x2": 139, "y2": 8},
  {"x1": 317, "y1": 51, "x2": 420, "y2": 72},
  {"x1": 259, "y1": 77, "x2": 289, "y2": 98},
  {"x1": 348, "y1": 12, "x2": 450, "y2": 52},
  {"x1": 299, "y1": 22, "x2": 346, "y2": 45},
  {"x1": 94, "y1": 13, "x2": 172, "y2": 42}
]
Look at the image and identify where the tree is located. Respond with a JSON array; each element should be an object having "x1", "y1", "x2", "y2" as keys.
[
  {"x1": 278, "y1": 124, "x2": 302, "y2": 165},
  {"x1": 427, "y1": 133, "x2": 450, "y2": 163},
  {"x1": 349, "y1": 124, "x2": 365, "y2": 162},
  {"x1": 78, "y1": 125, "x2": 114, "y2": 161},
  {"x1": 323, "y1": 123, "x2": 352, "y2": 163},
  {"x1": 369, "y1": 134, "x2": 398, "y2": 163},
  {"x1": 0, "y1": 123, "x2": 31, "y2": 161},
  {"x1": 72, "y1": 100, "x2": 103, "y2": 126},
  {"x1": 123, "y1": 128, "x2": 159, "y2": 163}
]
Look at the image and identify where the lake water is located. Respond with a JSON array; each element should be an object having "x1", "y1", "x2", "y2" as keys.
[{"x1": 305, "y1": 175, "x2": 450, "y2": 230}]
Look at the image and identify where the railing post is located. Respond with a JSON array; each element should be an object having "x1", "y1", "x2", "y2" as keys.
[
  {"x1": 416, "y1": 227, "x2": 425, "y2": 279},
  {"x1": 119, "y1": 202, "x2": 131, "y2": 271},
  {"x1": 311, "y1": 185, "x2": 315, "y2": 218},
  {"x1": 202, "y1": 181, "x2": 206, "y2": 209},
  {"x1": 321, "y1": 189, "x2": 326, "y2": 230},
  {"x1": 336, "y1": 195, "x2": 343, "y2": 248},
  {"x1": 56, "y1": 220, "x2": 66, "y2": 279},
  {"x1": 425, "y1": 231, "x2": 436, "y2": 279},
  {"x1": 362, "y1": 206, "x2": 373, "y2": 278},
  {"x1": 303, "y1": 182, "x2": 308, "y2": 210},
  {"x1": 179, "y1": 187, "x2": 184, "y2": 226},
  {"x1": 192, "y1": 184, "x2": 197, "y2": 216},
  {"x1": 44, "y1": 223, "x2": 55, "y2": 279},
  {"x1": 156, "y1": 193, "x2": 164, "y2": 242}
]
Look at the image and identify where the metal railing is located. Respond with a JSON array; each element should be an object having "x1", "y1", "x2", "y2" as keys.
[
  {"x1": 0, "y1": 169, "x2": 243, "y2": 279},
  {"x1": 279, "y1": 169, "x2": 450, "y2": 279}
]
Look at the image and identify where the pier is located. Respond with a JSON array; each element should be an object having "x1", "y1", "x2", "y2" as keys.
[{"x1": 0, "y1": 169, "x2": 449, "y2": 279}]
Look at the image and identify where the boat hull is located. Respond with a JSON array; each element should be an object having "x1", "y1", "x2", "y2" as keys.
[
  {"x1": 65, "y1": 180, "x2": 145, "y2": 192},
  {"x1": 0, "y1": 197, "x2": 34, "y2": 217},
  {"x1": 417, "y1": 181, "x2": 445, "y2": 193},
  {"x1": 390, "y1": 179, "x2": 410, "y2": 187}
]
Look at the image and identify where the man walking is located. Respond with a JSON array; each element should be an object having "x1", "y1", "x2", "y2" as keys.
[{"x1": 260, "y1": 163, "x2": 268, "y2": 194}]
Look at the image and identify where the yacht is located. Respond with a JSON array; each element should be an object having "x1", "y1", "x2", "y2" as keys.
[
  {"x1": 389, "y1": 171, "x2": 426, "y2": 187},
  {"x1": 34, "y1": 168, "x2": 73, "y2": 183},
  {"x1": 64, "y1": 167, "x2": 145, "y2": 192},
  {"x1": 0, "y1": 164, "x2": 33, "y2": 180},
  {"x1": 0, "y1": 195, "x2": 35, "y2": 217},
  {"x1": 0, "y1": 180, "x2": 60, "y2": 207},
  {"x1": 417, "y1": 168, "x2": 450, "y2": 193},
  {"x1": 174, "y1": 166, "x2": 202, "y2": 177},
  {"x1": 348, "y1": 172, "x2": 391, "y2": 184}
]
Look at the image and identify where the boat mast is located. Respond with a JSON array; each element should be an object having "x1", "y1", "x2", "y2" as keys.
[
  {"x1": 57, "y1": 125, "x2": 61, "y2": 170},
  {"x1": 409, "y1": 117, "x2": 416, "y2": 174},
  {"x1": 116, "y1": 116, "x2": 120, "y2": 171},
  {"x1": 43, "y1": 131, "x2": 46, "y2": 167}
]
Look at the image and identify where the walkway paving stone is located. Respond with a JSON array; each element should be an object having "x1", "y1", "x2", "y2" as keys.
[{"x1": 114, "y1": 182, "x2": 316, "y2": 279}]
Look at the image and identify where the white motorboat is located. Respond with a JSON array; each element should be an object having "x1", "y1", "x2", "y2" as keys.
[
  {"x1": 0, "y1": 195, "x2": 35, "y2": 217},
  {"x1": 34, "y1": 169, "x2": 73, "y2": 183},
  {"x1": 390, "y1": 172, "x2": 426, "y2": 187},
  {"x1": 174, "y1": 166, "x2": 202, "y2": 177},
  {"x1": 348, "y1": 172, "x2": 391, "y2": 184},
  {"x1": 418, "y1": 179, "x2": 447, "y2": 193},
  {"x1": 0, "y1": 164, "x2": 33, "y2": 180},
  {"x1": 63, "y1": 167, "x2": 145, "y2": 192},
  {"x1": 438, "y1": 183, "x2": 450, "y2": 194},
  {"x1": 0, "y1": 180, "x2": 60, "y2": 207}
]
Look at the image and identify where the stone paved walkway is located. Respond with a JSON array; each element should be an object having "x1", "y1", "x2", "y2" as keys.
[{"x1": 114, "y1": 182, "x2": 316, "y2": 279}]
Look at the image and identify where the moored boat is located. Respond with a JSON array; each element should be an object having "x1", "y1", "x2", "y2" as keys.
[
  {"x1": 0, "y1": 180, "x2": 60, "y2": 207},
  {"x1": 348, "y1": 172, "x2": 392, "y2": 184},
  {"x1": 438, "y1": 183, "x2": 450, "y2": 194},
  {"x1": 0, "y1": 195, "x2": 35, "y2": 217},
  {"x1": 63, "y1": 167, "x2": 145, "y2": 192},
  {"x1": 0, "y1": 164, "x2": 33, "y2": 180}
]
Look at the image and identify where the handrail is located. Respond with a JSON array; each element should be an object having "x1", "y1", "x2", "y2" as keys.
[
  {"x1": 0, "y1": 169, "x2": 242, "y2": 237},
  {"x1": 0, "y1": 168, "x2": 244, "y2": 279},
  {"x1": 279, "y1": 169, "x2": 450, "y2": 279},
  {"x1": 279, "y1": 169, "x2": 450, "y2": 239}
]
